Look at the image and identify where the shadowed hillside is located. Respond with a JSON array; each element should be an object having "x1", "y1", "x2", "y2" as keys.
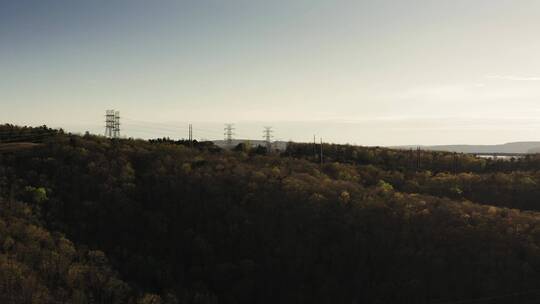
[{"x1": 3, "y1": 126, "x2": 540, "y2": 303}]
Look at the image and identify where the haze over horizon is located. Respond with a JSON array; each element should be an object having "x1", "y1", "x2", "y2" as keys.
[{"x1": 2, "y1": 0, "x2": 540, "y2": 145}]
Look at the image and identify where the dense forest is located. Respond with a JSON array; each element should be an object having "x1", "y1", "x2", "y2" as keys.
[{"x1": 3, "y1": 125, "x2": 540, "y2": 303}]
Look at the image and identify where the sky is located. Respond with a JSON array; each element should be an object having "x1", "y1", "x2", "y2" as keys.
[{"x1": 2, "y1": 0, "x2": 540, "y2": 145}]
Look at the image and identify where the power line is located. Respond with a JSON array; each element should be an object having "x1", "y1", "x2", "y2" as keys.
[
  {"x1": 121, "y1": 124, "x2": 222, "y2": 140},
  {"x1": 123, "y1": 120, "x2": 189, "y2": 132},
  {"x1": 124, "y1": 117, "x2": 221, "y2": 135},
  {"x1": 123, "y1": 117, "x2": 189, "y2": 129},
  {"x1": 122, "y1": 118, "x2": 224, "y2": 137},
  {"x1": 122, "y1": 116, "x2": 252, "y2": 140}
]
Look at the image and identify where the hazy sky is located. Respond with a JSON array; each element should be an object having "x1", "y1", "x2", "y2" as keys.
[{"x1": 2, "y1": 0, "x2": 540, "y2": 145}]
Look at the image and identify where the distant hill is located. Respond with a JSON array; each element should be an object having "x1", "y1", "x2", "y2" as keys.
[{"x1": 393, "y1": 141, "x2": 540, "y2": 154}]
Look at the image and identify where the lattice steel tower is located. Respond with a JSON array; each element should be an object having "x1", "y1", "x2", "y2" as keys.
[
  {"x1": 263, "y1": 126, "x2": 273, "y2": 152},
  {"x1": 105, "y1": 110, "x2": 115, "y2": 138},
  {"x1": 113, "y1": 111, "x2": 120, "y2": 138},
  {"x1": 224, "y1": 124, "x2": 235, "y2": 146},
  {"x1": 105, "y1": 110, "x2": 120, "y2": 138}
]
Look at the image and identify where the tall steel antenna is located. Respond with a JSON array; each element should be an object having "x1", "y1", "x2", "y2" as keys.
[
  {"x1": 105, "y1": 110, "x2": 115, "y2": 138},
  {"x1": 263, "y1": 126, "x2": 273, "y2": 152},
  {"x1": 224, "y1": 124, "x2": 235, "y2": 146},
  {"x1": 113, "y1": 111, "x2": 120, "y2": 138}
]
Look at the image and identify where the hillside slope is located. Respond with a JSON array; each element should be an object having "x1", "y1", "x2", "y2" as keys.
[
  {"x1": 0, "y1": 197, "x2": 150, "y2": 304},
  {"x1": 3, "y1": 126, "x2": 540, "y2": 303}
]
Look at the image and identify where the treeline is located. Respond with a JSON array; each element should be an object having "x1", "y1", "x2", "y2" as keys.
[
  {"x1": 149, "y1": 137, "x2": 222, "y2": 153},
  {"x1": 3, "y1": 127, "x2": 540, "y2": 303},
  {"x1": 0, "y1": 124, "x2": 60, "y2": 143},
  {"x1": 289, "y1": 142, "x2": 540, "y2": 211},
  {"x1": 285, "y1": 142, "x2": 540, "y2": 173}
]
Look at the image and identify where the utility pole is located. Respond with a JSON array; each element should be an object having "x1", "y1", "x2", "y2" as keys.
[
  {"x1": 263, "y1": 127, "x2": 273, "y2": 153},
  {"x1": 189, "y1": 124, "x2": 193, "y2": 148},
  {"x1": 409, "y1": 148, "x2": 414, "y2": 170},
  {"x1": 313, "y1": 135, "x2": 317, "y2": 158},
  {"x1": 417, "y1": 146, "x2": 421, "y2": 170},
  {"x1": 224, "y1": 124, "x2": 235, "y2": 147},
  {"x1": 453, "y1": 152, "x2": 458, "y2": 174},
  {"x1": 320, "y1": 138, "x2": 324, "y2": 166}
]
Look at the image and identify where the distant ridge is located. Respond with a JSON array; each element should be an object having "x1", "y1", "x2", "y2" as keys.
[{"x1": 393, "y1": 141, "x2": 540, "y2": 154}]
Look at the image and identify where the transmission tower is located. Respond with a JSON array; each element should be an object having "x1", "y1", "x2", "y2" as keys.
[
  {"x1": 263, "y1": 126, "x2": 273, "y2": 152},
  {"x1": 105, "y1": 110, "x2": 120, "y2": 138},
  {"x1": 105, "y1": 110, "x2": 115, "y2": 138},
  {"x1": 113, "y1": 111, "x2": 120, "y2": 138},
  {"x1": 224, "y1": 124, "x2": 235, "y2": 146}
]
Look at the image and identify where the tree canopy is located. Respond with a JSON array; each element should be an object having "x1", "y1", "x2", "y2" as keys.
[{"x1": 2, "y1": 125, "x2": 540, "y2": 303}]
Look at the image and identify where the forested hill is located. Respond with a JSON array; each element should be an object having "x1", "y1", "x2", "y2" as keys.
[{"x1": 4, "y1": 125, "x2": 540, "y2": 303}]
